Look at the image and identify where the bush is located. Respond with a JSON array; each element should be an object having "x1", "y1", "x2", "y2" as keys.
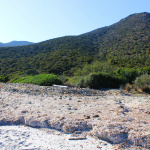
[
  {"x1": 134, "y1": 74, "x2": 150, "y2": 93},
  {"x1": 11, "y1": 74, "x2": 62, "y2": 86},
  {"x1": 114, "y1": 68, "x2": 138, "y2": 84},
  {"x1": 134, "y1": 74, "x2": 150, "y2": 88},
  {"x1": 125, "y1": 83, "x2": 132, "y2": 91},
  {"x1": 77, "y1": 73, "x2": 125, "y2": 89},
  {"x1": 114, "y1": 67, "x2": 150, "y2": 84},
  {"x1": 133, "y1": 85, "x2": 137, "y2": 91}
]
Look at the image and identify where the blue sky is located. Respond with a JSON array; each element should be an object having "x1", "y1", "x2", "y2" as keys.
[{"x1": 0, "y1": 0, "x2": 149, "y2": 43}]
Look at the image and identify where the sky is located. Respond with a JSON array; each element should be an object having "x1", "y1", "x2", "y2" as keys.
[{"x1": 0, "y1": 0, "x2": 150, "y2": 43}]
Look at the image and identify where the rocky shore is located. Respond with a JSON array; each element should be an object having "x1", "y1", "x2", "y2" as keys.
[{"x1": 0, "y1": 83, "x2": 150, "y2": 149}]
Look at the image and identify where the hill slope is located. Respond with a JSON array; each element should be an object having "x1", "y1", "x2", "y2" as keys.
[{"x1": 0, "y1": 12, "x2": 150, "y2": 76}]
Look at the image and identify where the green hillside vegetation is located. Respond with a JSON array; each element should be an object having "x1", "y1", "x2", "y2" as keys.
[
  {"x1": 73, "y1": 61, "x2": 150, "y2": 82},
  {"x1": 0, "y1": 12, "x2": 150, "y2": 89},
  {"x1": 9, "y1": 74, "x2": 62, "y2": 86}
]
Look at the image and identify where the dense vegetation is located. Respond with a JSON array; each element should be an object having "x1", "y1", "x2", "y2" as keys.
[
  {"x1": 10, "y1": 74, "x2": 62, "y2": 86},
  {"x1": 0, "y1": 12, "x2": 150, "y2": 89},
  {"x1": 77, "y1": 72, "x2": 125, "y2": 89},
  {"x1": 68, "y1": 65, "x2": 150, "y2": 88}
]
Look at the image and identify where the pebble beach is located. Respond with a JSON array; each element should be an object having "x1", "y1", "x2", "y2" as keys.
[{"x1": 0, "y1": 83, "x2": 150, "y2": 149}]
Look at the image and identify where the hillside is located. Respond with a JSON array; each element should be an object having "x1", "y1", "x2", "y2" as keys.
[
  {"x1": 0, "y1": 12, "x2": 150, "y2": 76},
  {"x1": 0, "y1": 41, "x2": 34, "y2": 47}
]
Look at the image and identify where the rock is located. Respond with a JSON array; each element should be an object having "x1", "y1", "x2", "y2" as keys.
[
  {"x1": 128, "y1": 132, "x2": 150, "y2": 149},
  {"x1": 21, "y1": 110, "x2": 28, "y2": 114},
  {"x1": 69, "y1": 137, "x2": 87, "y2": 140},
  {"x1": 62, "y1": 120, "x2": 92, "y2": 133},
  {"x1": 93, "y1": 124, "x2": 128, "y2": 144},
  {"x1": 93, "y1": 114, "x2": 99, "y2": 118},
  {"x1": 94, "y1": 129, "x2": 128, "y2": 144},
  {"x1": 84, "y1": 115, "x2": 90, "y2": 119}
]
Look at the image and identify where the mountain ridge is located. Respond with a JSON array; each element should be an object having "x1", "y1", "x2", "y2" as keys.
[
  {"x1": 0, "y1": 41, "x2": 34, "y2": 47},
  {"x1": 0, "y1": 12, "x2": 150, "y2": 76}
]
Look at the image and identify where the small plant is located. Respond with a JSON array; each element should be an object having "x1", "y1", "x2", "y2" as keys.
[
  {"x1": 125, "y1": 83, "x2": 132, "y2": 91},
  {"x1": 133, "y1": 86, "x2": 137, "y2": 91}
]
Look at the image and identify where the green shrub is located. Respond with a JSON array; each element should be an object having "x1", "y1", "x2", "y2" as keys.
[
  {"x1": 77, "y1": 72, "x2": 125, "y2": 89},
  {"x1": 113, "y1": 67, "x2": 150, "y2": 84},
  {"x1": 114, "y1": 68, "x2": 138, "y2": 84},
  {"x1": 134, "y1": 74, "x2": 150, "y2": 88},
  {"x1": 74, "y1": 61, "x2": 114, "y2": 76},
  {"x1": 11, "y1": 74, "x2": 62, "y2": 86}
]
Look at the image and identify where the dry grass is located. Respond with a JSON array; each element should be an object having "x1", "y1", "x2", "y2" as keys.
[
  {"x1": 133, "y1": 85, "x2": 137, "y2": 91},
  {"x1": 125, "y1": 83, "x2": 132, "y2": 91}
]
